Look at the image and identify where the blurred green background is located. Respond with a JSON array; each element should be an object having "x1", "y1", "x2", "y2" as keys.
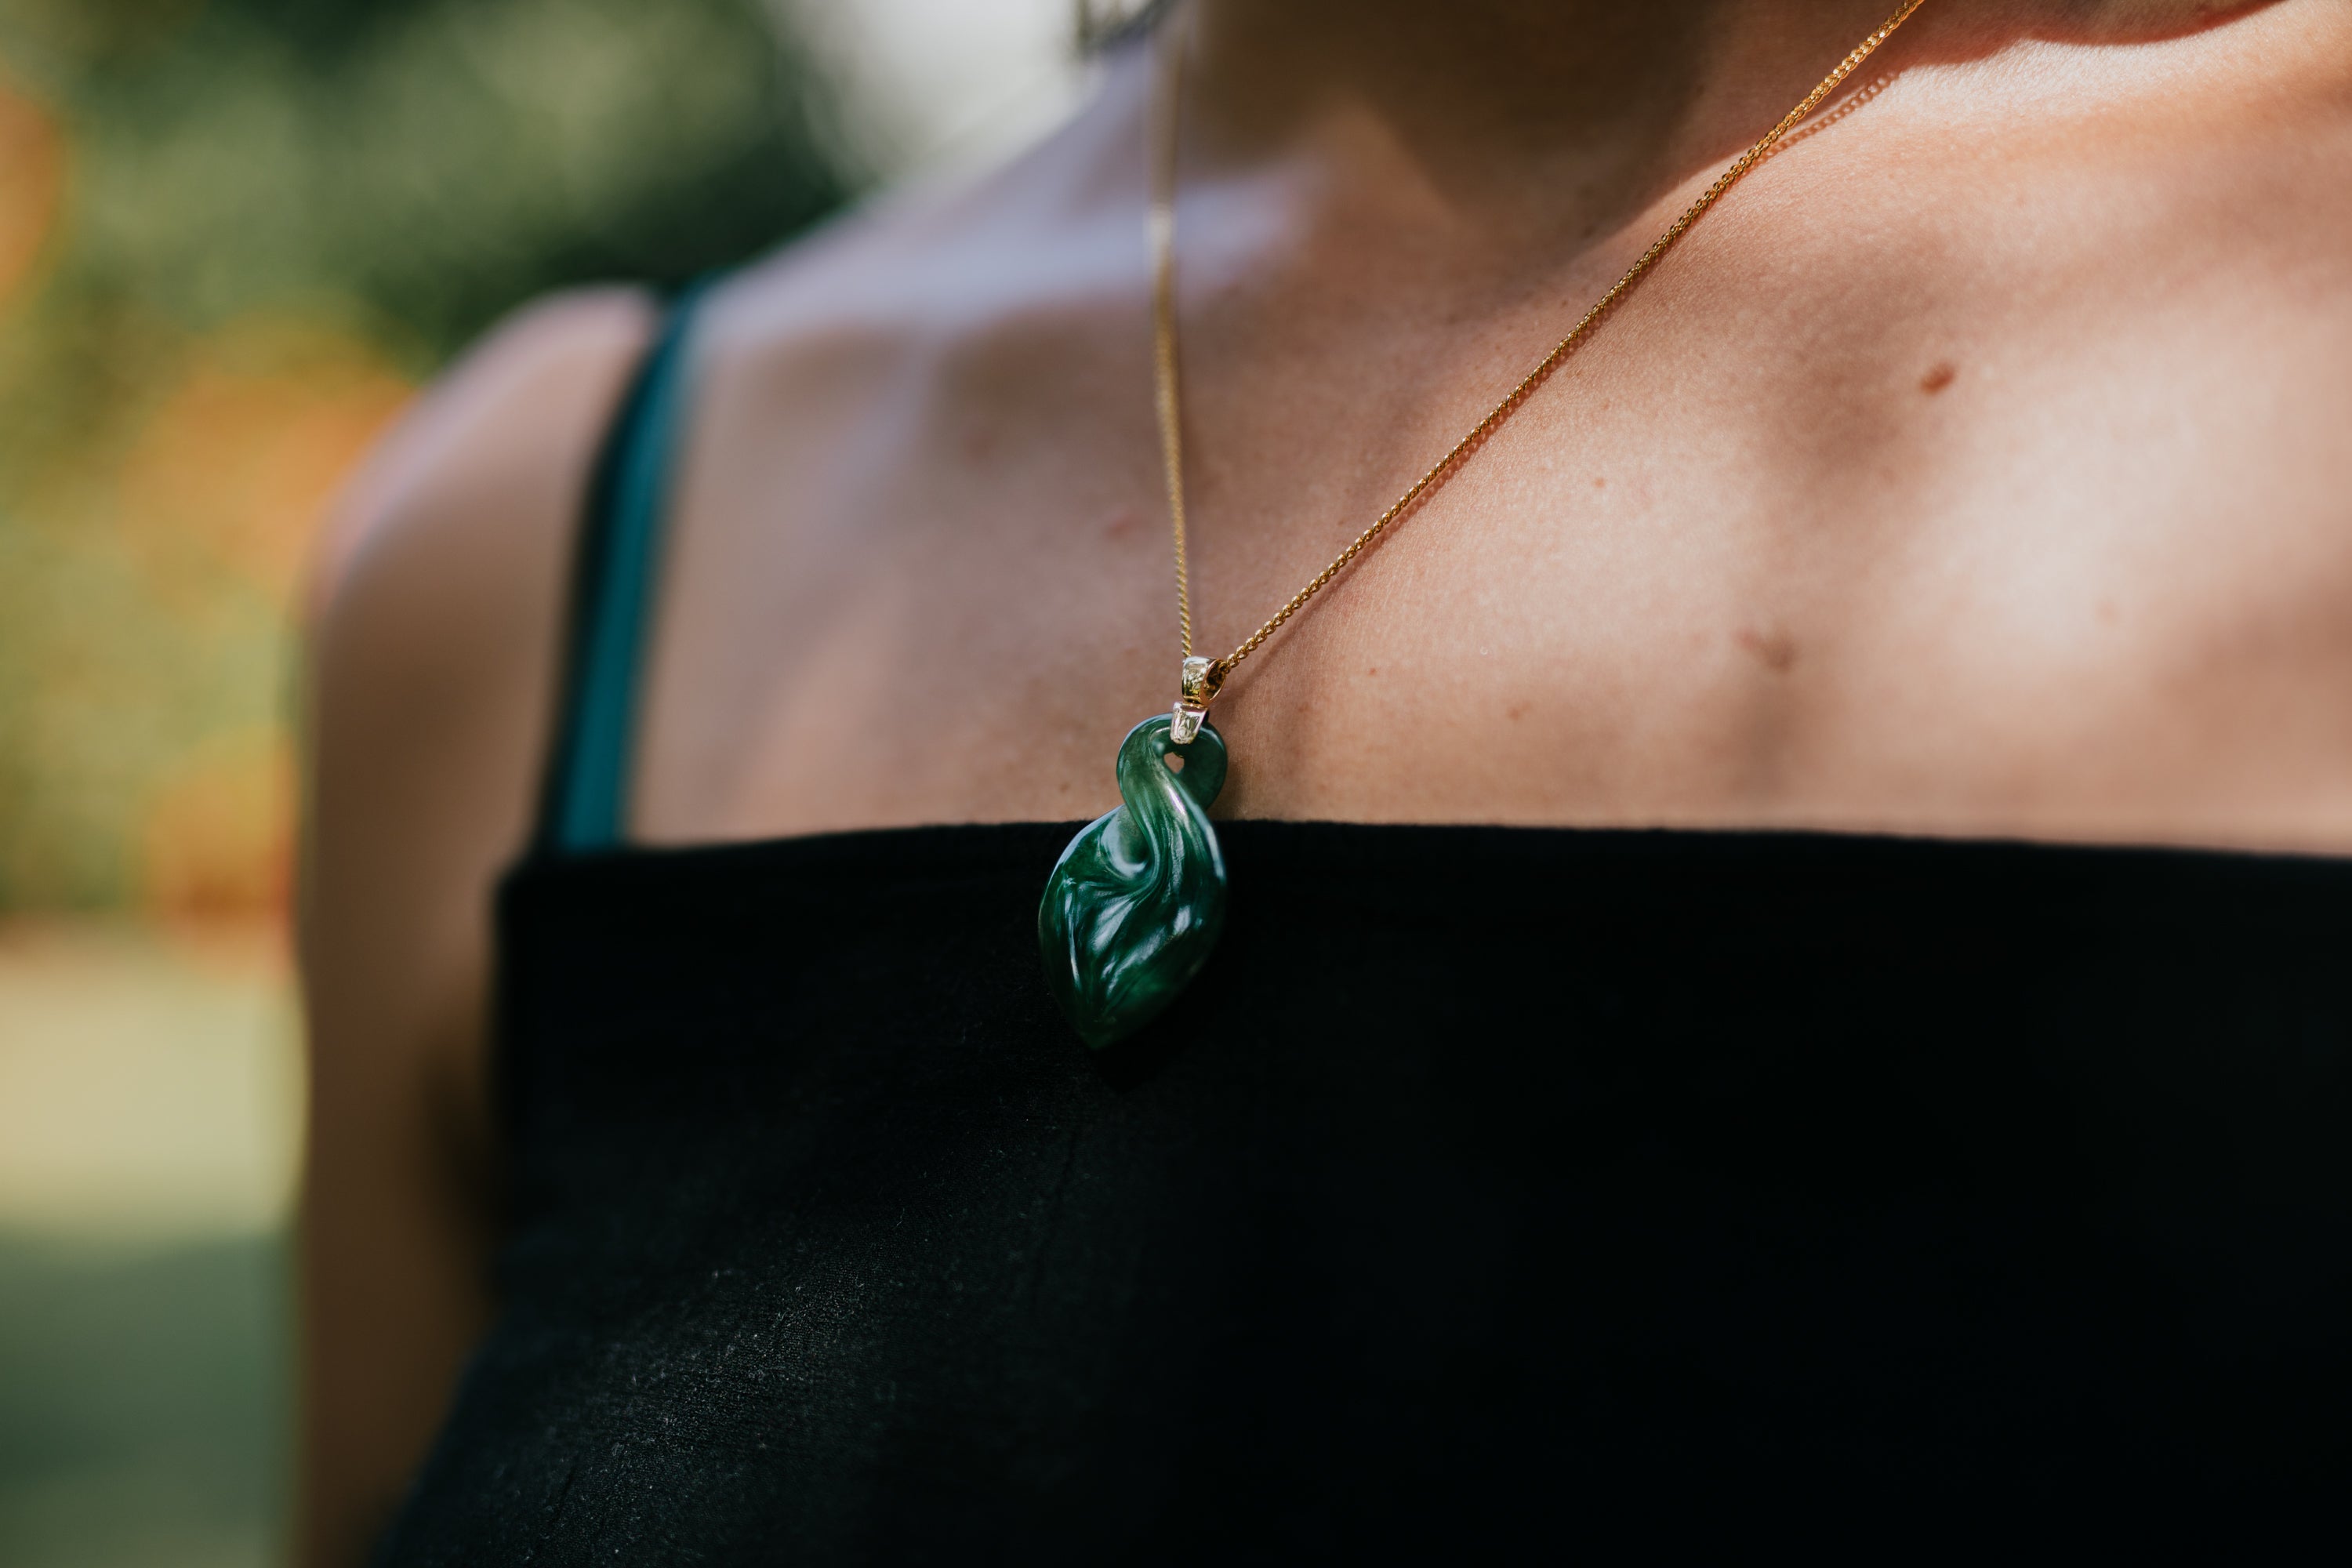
[
  {"x1": 0, "y1": 0, "x2": 851, "y2": 916},
  {"x1": 0, "y1": 0, "x2": 868, "y2": 1561}
]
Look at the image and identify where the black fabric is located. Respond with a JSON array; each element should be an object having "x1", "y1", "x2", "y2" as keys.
[{"x1": 380, "y1": 821, "x2": 2352, "y2": 1563}]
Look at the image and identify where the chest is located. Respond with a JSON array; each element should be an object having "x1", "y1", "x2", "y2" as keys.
[{"x1": 641, "y1": 202, "x2": 2352, "y2": 846}]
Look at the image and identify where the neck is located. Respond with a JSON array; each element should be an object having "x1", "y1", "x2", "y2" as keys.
[
  {"x1": 1178, "y1": 0, "x2": 2263, "y2": 217},
  {"x1": 1189, "y1": 1, "x2": 1869, "y2": 151}
]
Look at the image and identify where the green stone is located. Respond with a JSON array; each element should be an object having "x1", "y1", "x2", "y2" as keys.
[{"x1": 1038, "y1": 716, "x2": 1229, "y2": 1049}]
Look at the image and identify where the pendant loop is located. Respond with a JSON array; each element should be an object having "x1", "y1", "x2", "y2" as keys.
[{"x1": 1172, "y1": 656, "x2": 1218, "y2": 746}]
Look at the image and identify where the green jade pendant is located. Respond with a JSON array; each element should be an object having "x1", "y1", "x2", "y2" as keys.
[{"x1": 1039, "y1": 667, "x2": 1229, "y2": 1048}]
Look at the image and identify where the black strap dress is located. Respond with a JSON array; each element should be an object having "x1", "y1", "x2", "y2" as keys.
[{"x1": 374, "y1": 296, "x2": 2352, "y2": 1563}]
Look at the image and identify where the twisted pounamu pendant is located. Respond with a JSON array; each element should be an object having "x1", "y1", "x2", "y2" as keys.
[{"x1": 1038, "y1": 716, "x2": 1229, "y2": 1048}]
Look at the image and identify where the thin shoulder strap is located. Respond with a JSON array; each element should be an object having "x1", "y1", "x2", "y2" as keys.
[{"x1": 535, "y1": 285, "x2": 710, "y2": 854}]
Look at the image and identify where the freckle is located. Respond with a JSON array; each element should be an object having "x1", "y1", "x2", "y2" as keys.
[
  {"x1": 1592, "y1": 476, "x2": 1606, "y2": 491},
  {"x1": 1736, "y1": 627, "x2": 1799, "y2": 673},
  {"x1": 1920, "y1": 362, "x2": 1958, "y2": 395}
]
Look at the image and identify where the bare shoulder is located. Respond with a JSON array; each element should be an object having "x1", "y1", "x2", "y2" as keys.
[
  {"x1": 296, "y1": 285, "x2": 658, "y2": 1567},
  {"x1": 307, "y1": 286, "x2": 656, "y2": 915},
  {"x1": 303, "y1": 276, "x2": 659, "y2": 1137},
  {"x1": 314, "y1": 287, "x2": 655, "y2": 735},
  {"x1": 1918, "y1": 16, "x2": 2352, "y2": 512},
  {"x1": 303, "y1": 280, "x2": 658, "y2": 1208},
  {"x1": 1805, "y1": 13, "x2": 2352, "y2": 513},
  {"x1": 1937, "y1": 13, "x2": 2352, "y2": 343},
  {"x1": 2078, "y1": 13, "x2": 2352, "y2": 298}
]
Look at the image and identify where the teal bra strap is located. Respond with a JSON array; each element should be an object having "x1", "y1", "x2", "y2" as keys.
[{"x1": 535, "y1": 285, "x2": 709, "y2": 854}]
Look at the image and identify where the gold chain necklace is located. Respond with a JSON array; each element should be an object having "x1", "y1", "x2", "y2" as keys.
[{"x1": 1041, "y1": 0, "x2": 1933, "y2": 1048}]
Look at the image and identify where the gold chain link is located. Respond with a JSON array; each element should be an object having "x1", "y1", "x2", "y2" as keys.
[
  {"x1": 1152, "y1": 0, "x2": 1931, "y2": 696},
  {"x1": 1150, "y1": 24, "x2": 1194, "y2": 658}
]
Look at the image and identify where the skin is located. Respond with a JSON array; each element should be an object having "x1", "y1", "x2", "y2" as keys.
[{"x1": 296, "y1": 0, "x2": 2352, "y2": 1559}]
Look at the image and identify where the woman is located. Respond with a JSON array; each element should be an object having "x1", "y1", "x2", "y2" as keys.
[{"x1": 299, "y1": 0, "x2": 2352, "y2": 1559}]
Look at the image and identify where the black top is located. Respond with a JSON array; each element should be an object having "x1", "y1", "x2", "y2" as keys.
[{"x1": 376, "y1": 300, "x2": 2352, "y2": 1563}]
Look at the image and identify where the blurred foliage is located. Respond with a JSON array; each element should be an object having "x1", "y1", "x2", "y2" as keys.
[
  {"x1": 0, "y1": 0, "x2": 856, "y2": 912},
  {"x1": 0, "y1": 0, "x2": 851, "y2": 361}
]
